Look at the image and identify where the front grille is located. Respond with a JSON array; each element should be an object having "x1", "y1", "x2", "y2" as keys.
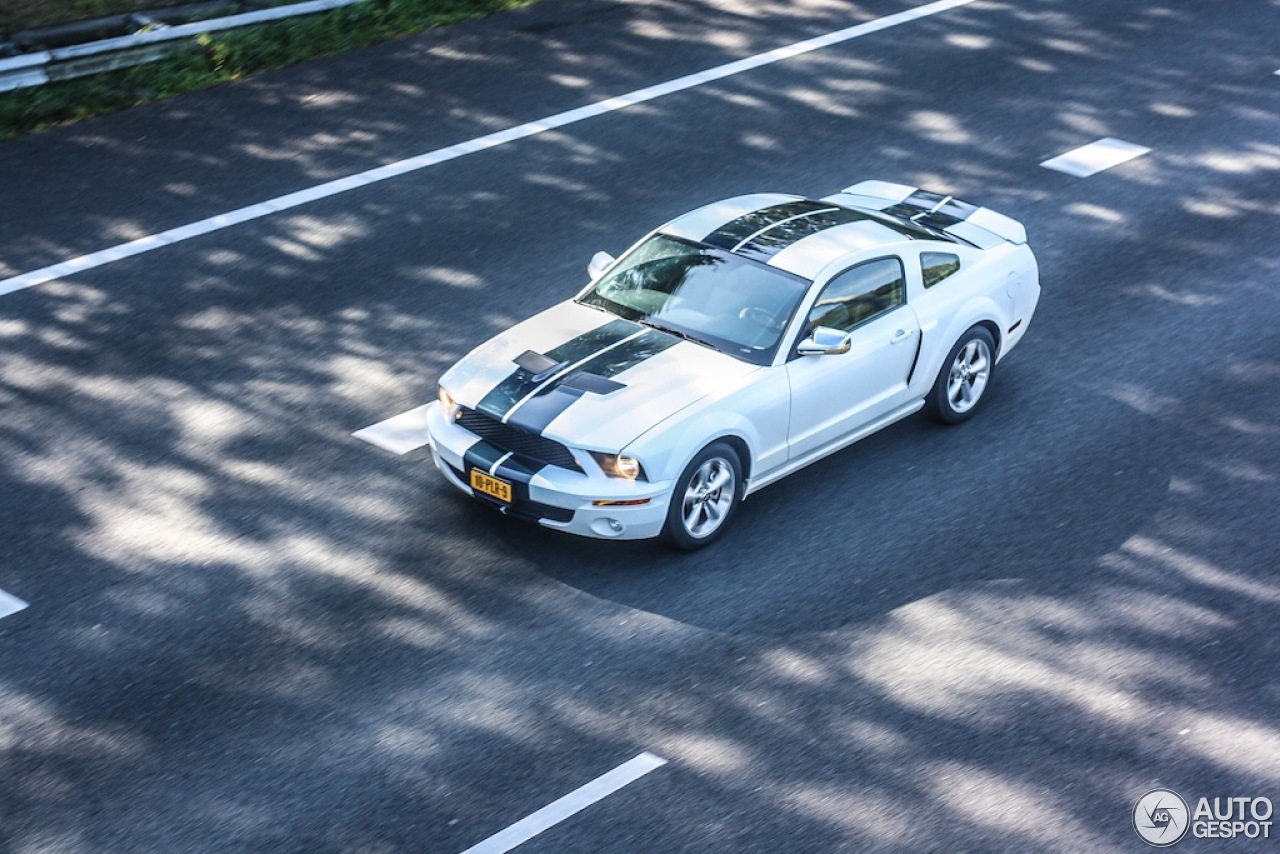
[{"x1": 456, "y1": 408, "x2": 583, "y2": 472}]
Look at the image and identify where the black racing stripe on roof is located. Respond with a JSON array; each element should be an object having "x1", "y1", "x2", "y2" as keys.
[
  {"x1": 705, "y1": 199, "x2": 931, "y2": 263},
  {"x1": 506, "y1": 328, "x2": 679, "y2": 434},
  {"x1": 475, "y1": 317, "x2": 637, "y2": 420},
  {"x1": 734, "y1": 207, "x2": 874, "y2": 262},
  {"x1": 702, "y1": 200, "x2": 832, "y2": 252}
]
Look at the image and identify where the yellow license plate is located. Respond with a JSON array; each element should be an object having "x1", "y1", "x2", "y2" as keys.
[{"x1": 469, "y1": 469, "x2": 512, "y2": 503}]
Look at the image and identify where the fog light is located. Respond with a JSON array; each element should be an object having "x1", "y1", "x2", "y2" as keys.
[{"x1": 589, "y1": 517, "x2": 626, "y2": 537}]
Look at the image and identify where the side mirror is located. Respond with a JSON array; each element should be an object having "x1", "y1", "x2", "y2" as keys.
[
  {"x1": 587, "y1": 251, "x2": 615, "y2": 281},
  {"x1": 797, "y1": 326, "x2": 852, "y2": 356}
]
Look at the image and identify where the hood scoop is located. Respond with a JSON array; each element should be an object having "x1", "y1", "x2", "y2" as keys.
[
  {"x1": 514, "y1": 349, "x2": 567, "y2": 383},
  {"x1": 559, "y1": 372, "x2": 625, "y2": 395},
  {"x1": 513, "y1": 349, "x2": 627, "y2": 396}
]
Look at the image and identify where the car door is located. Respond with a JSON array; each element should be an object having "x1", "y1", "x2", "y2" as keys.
[{"x1": 784, "y1": 257, "x2": 919, "y2": 459}]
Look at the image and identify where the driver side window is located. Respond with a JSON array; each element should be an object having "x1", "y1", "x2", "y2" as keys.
[{"x1": 806, "y1": 257, "x2": 905, "y2": 333}]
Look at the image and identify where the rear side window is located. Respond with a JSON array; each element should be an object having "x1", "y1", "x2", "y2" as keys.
[{"x1": 921, "y1": 252, "x2": 961, "y2": 288}]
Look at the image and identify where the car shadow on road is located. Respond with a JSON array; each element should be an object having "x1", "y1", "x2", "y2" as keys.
[{"x1": 496, "y1": 376, "x2": 1173, "y2": 639}]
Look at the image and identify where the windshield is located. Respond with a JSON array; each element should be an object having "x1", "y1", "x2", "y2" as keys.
[{"x1": 577, "y1": 234, "x2": 810, "y2": 365}]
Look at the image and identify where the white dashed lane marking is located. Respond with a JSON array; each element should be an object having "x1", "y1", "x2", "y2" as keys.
[
  {"x1": 1, "y1": 589, "x2": 29, "y2": 619},
  {"x1": 0, "y1": 0, "x2": 978, "y2": 297},
  {"x1": 458, "y1": 752, "x2": 668, "y2": 854},
  {"x1": 352, "y1": 405, "x2": 433, "y2": 454},
  {"x1": 1040, "y1": 137, "x2": 1152, "y2": 177}
]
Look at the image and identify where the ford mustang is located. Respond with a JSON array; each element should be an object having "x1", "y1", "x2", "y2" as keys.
[{"x1": 426, "y1": 180, "x2": 1040, "y2": 549}]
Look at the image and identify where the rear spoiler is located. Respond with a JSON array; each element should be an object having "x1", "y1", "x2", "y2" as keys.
[{"x1": 823, "y1": 180, "x2": 1026, "y2": 249}]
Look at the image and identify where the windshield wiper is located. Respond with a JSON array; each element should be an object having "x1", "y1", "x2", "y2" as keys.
[{"x1": 639, "y1": 318, "x2": 715, "y2": 349}]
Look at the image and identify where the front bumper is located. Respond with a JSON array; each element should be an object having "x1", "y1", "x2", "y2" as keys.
[{"x1": 424, "y1": 401, "x2": 671, "y2": 540}]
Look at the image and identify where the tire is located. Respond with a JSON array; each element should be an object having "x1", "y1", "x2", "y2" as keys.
[
  {"x1": 926, "y1": 326, "x2": 996, "y2": 424},
  {"x1": 661, "y1": 442, "x2": 743, "y2": 551}
]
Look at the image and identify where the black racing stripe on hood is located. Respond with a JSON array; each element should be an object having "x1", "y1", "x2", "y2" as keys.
[
  {"x1": 505, "y1": 385, "x2": 587, "y2": 436},
  {"x1": 475, "y1": 318, "x2": 637, "y2": 420},
  {"x1": 505, "y1": 328, "x2": 679, "y2": 434}
]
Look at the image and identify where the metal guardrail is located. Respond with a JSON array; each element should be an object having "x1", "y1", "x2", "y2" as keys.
[{"x1": 0, "y1": 0, "x2": 369, "y2": 93}]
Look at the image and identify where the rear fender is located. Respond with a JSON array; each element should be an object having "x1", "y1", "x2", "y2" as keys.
[{"x1": 911, "y1": 298, "x2": 1006, "y2": 396}]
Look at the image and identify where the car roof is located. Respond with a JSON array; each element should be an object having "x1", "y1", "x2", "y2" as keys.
[{"x1": 661, "y1": 193, "x2": 938, "y2": 280}]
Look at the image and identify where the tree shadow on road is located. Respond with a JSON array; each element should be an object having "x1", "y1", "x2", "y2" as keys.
[{"x1": 2, "y1": 0, "x2": 1279, "y2": 850}]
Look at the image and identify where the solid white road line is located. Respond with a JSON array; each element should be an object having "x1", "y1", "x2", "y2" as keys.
[
  {"x1": 0, "y1": 0, "x2": 978, "y2": 298},
  {"x1": 1040, "y1": 137, "x2": 1151, "y2": 177},
  {"x1": 0, "y1": 589, "x2": 29, "y2": 619},
  {"x1": 458, "y1": 752, "x2": 668, "y2": 854},
  {"x1": 352, "y1": 404, "x2": 433, "y2": 454}
]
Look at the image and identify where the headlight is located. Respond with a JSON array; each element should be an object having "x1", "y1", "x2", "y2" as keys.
[
  {"x1": 437, "y1": 385, "x2": 458, "y2": 419},
  {"x1": 613, "y1": 455, "x2": 642, "y2": 479},
  {"x1": 590, "y1": 452, "x2": 646, "y2": 480}
]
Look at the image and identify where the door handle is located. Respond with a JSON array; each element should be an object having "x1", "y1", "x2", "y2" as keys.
[{"x1": 890, "y1": 328, "x2": 916, "y2": 344}]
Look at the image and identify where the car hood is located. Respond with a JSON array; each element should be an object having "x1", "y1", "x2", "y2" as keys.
[{"x1": 442, "y1": 301, "x2": 760, "y2": 451}]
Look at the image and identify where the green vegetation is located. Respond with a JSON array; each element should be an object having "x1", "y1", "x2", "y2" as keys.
[
  {"x1": 0, "y1": 0, "x2": 538, "y2": 139},
  {"x1": 1, "y1": 0, "x2": 262, "y2": 34}
]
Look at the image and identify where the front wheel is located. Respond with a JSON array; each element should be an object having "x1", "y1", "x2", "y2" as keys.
[
  {"x1": 926, "y1": 326, "x2": 996, "y2": 424},
  {"x1": 661, "y1": 442, "x2": 743, "y2": 551}
]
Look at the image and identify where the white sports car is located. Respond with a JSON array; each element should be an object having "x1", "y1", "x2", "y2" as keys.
[{"x1": 427, "y1": 180, "x2": 1040, "y2": 549}]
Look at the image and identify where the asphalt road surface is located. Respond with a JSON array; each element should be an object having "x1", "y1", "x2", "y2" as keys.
[{"x1": 2, "y1": 0, "x2": 1278, "y2": 851}]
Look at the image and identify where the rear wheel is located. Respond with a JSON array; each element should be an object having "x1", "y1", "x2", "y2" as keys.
[
  {"x1": 662, "y1": 442, "x2": 742, "y2": 550},
  {"x1": 927, "y1": 326, "x2": 996, "y2": 424}
]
